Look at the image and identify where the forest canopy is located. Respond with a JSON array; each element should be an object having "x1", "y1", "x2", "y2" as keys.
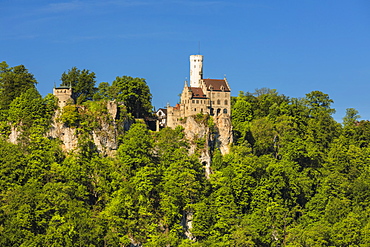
[{"x1": 1, "y1": 62, "x2": 370, "y2": 246}]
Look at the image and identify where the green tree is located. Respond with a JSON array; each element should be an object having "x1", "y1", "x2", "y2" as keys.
[
  {"x1": 7, "y1": 88, "x2": 58, "y2": 144},
  {"x1": 110, "y1": 76, "x2": 153, "y2": 118},
  {"x1": 103, "y1": 122, "x2": 159, "y2": 245},
  {"x1": 231, "y1": 97, "x2": 253, "y2": 143},
  {"x1": 0, "y1": 62, "x2": 37, "y2": 110},
  {"x1": 343, "y1": 107, "x2": 361, "y2": 127},
  {"x1": 304, "y1": 90, "x2": 335, "y2": 117},
  {"x1": 93, "y1": 81, "x2": 112, "y2": 101},
  {"x1": 61, "y1": 67, "x2": 97, "y2": 103}
]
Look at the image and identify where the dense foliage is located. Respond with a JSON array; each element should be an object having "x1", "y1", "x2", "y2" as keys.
[
  {"x1": 1, "y1": 63, "x2": 370, "y2": 246},
  {"x1": 60, "y1": 67, "x2": 97, "y2": 103}
]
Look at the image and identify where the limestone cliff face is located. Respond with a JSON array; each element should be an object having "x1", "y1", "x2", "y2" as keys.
[
  {"x1": 91, "y1": 121, "x2": 118, "y2": 156},
  {"x1": 178, "y1": 113, "x2": 233, "y2": 178},
  {"x1": 47, "y1": 115, "x2": 79, "y2": 151},
  {"x1": 8, "y1": 126, "x2": 21, "y2": 144},
  {"x1": 214, "y1": 113, "x2": 233, "y2": 155},
  {"x1": 47, "y1": 101, "x2": 125, "y2": 156}
]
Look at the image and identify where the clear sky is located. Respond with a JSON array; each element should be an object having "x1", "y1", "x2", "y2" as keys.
[{"x1": 2, "y1": 0, "x2": 370, "y2": 122}]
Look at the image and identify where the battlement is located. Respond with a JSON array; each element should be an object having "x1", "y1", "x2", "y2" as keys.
[{"x1": 53, "y1": 86, "x2": 73, "y2": 108}]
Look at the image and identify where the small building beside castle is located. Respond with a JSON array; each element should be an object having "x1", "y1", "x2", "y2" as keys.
[{"x1": 167, "y1": 55, "x2": 231, "y2": 128}]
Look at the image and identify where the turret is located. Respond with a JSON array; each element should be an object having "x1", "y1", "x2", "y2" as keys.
[
  {"x1": 189, "y1": 55, "x2": 203, "y2": 87},
  {"x1": 53, "y1": 85, "x2": 73, "y2": 108}
]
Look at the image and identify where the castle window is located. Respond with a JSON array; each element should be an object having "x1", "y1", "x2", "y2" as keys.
[
  {"x1": 196, "y1": 100, "x2": 199, "y2": 104},
  {"x1": 194, "y1": 108, "x2": 197, "y2": 111},
  {"x1": 224, "y1": 100, "x2": 228, "y2": 105},
  {"x1": 223, "y1": 109, "x2": 228, "y2": 114},
  {"x1": 201, "y1": 108, "x2": 203, "y2": 113},
  {"x1": 192, "y1": 100, "x2": 195, "y2": 103},
  {"x1": 217, "y1": 99, "x2": 220, "y2": 105}
]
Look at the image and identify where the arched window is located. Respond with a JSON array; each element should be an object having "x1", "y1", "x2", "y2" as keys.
[
  {"x1": 217, "y1": 99, "x2": 220, "y2": 105},
  {"x1": 224, "y1": 100, "x2": 228, "y2": 105},
  {"x1": 217, "y1": 108, "x2": 221, "y2": 115},
  {"x1": 194, "y1": 108, "x2": 197, "y2": 111},
  {"x1": 223, "y1": 109, "x2": 227, "y2": 114}
]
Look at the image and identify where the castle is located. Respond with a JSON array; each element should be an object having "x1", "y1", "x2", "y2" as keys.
[{"x1": 166, "y1": 55, "x2": 231, "y2": 128}]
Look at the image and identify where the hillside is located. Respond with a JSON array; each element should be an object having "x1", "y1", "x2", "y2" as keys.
[{"x1": 1, "y1": 63, "x2": 370, "y2": 246}]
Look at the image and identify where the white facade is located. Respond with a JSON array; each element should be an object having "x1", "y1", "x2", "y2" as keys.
[{"x1": 189, "y1": 55, "x2": 203, "y2": 87}]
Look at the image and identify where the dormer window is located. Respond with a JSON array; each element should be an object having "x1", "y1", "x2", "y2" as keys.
[{"x1": 220, "y1": 85, "x2": 225, "y2": 91}]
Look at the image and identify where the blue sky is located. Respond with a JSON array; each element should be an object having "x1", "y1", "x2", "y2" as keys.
[{"x1": 2, "y1": 0, "x2": 370, "y2": 122}]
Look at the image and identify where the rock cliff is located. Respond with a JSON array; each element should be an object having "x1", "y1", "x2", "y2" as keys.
[
  {"x1": 46, "y1": 101, "x2": 124, "y2": 156},
  {"x1": 177, "y1": 113, "x2": 233, "y2": 178}
]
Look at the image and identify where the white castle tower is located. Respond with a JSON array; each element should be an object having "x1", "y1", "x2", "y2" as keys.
[{"x1": 189, "y1": 55, "x2": 203, "y2": 87}]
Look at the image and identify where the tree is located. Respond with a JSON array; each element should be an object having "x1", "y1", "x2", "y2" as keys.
[
  {"x1": 304, "y1": 90, "x2": 335, "y2": 117},
  {"x1": 7, "y1": 88, "x2": 58, "y2": 142},
  {"x1": 93, "y1": 82, "x2": 112, "y2": 101},
  {"x1": 60, "y1": 67, "x2": 97, "y2": 103},
  {"x1": 110, "y1": 76, "x2": 152, "y2": 118},
  {"x1": 343, "y1": 108, "x2": 361, "y2": 127},
  {"x1": 231, "y1": 97, "x2": 253, "y2": 143},
  {"x1": 0, "y1": 62, "x2": 37, "y2": 110}
]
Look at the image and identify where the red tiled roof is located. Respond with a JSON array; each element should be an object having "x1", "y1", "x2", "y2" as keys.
[
  {"x1": 203, "y1": 79, "x2": 230, "y2": 92},
  {"x1": 189, "y1": 87, "x2": 207, "y2": 98},
  {"x1": 173, "y1": 103, "x2": 180, "y2": 110}
]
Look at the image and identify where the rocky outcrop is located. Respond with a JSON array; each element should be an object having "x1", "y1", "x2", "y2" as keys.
[
  {"x1": 179, "y1": 113, "x2": 233, "y2": 178},
  {"x1": 48, "y1": 115, "x2": 79, "y2": 151},
  {"x1": 214, "y1": 114, "x2": 233, "y2": 155},
  {"x1": 91, "y1": 122, "x2": 118, "y2": 156},
  {"x1": 8, "y1": 126, "x2": 21, "y2": 144},
  {"x1": 47, "y1": 101, "x2": 122, "y2": 155},
  {"x1": 181, "y1": 211, "x2": 194, "y2": 240}
]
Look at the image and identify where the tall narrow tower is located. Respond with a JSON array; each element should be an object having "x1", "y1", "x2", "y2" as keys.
[{"x1": 189, "y1": 55, "x2": 203, "y2": 87}]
